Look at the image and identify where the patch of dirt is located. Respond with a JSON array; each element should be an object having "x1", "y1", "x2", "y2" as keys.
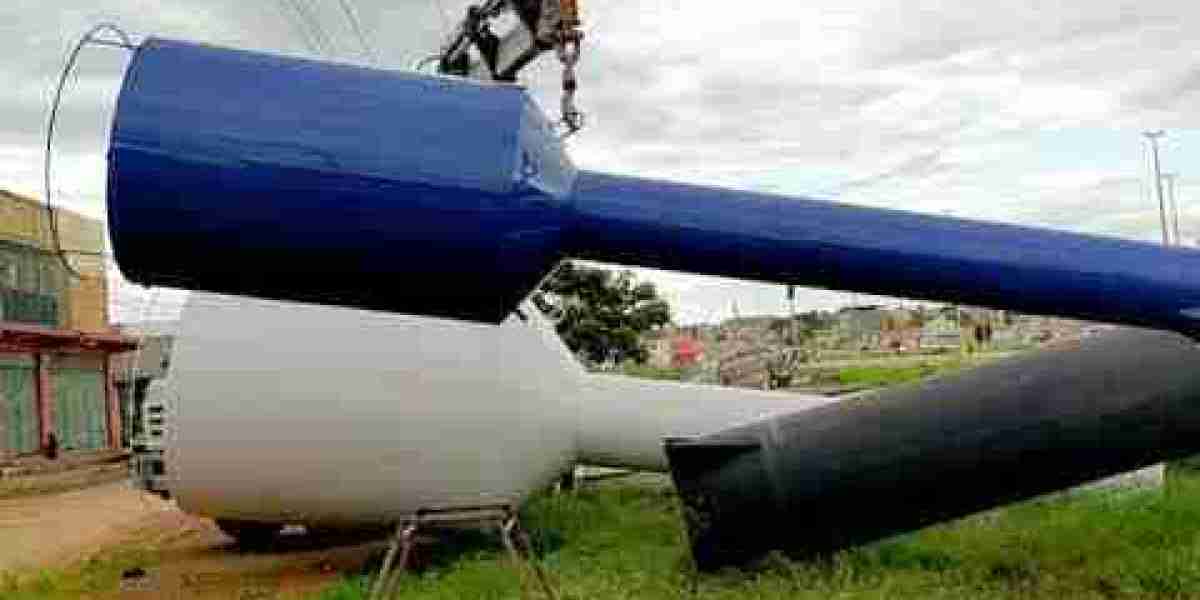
[
  {"x1": 0, "y1": 462, "x2": 130, "y2": 499},
  {"x1": 0, "y1": 481, "x2": 167, "y2": 573},
  {"x1": 0, "y1": 481, "x2": 385, "y2": 598},
  {"x1": 123, "y1": 516, "x2": 381, "y2": 599}
]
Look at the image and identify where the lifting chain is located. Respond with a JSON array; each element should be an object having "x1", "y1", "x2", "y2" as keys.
[{"x1": 554, "y1": 0, "x2": 585, "y2": 137}]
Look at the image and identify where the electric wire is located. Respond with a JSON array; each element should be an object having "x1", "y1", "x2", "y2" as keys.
[
  {"x1": 279, "y1": 0, "x2": 332, "y2": 56},
  {"x1": 335, "y1": 0, "x2": 378, "y2": 63},
  {"x1": 430, "y1": 0, "x2": 451, "y2": 33},
  {"x1": 276, "y1": 0, "x2": 323, "y2": 54},
  {"x1": 293, "y1": 0, "x2": 338, "y2": 56},
  {"x1": 45, "y1": 23, "x2": 134, "y2": 280}
]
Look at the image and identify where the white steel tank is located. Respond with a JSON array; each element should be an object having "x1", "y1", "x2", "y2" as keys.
[{"x1": 161, "y1": 292, "x2": 830, "y2": 527}]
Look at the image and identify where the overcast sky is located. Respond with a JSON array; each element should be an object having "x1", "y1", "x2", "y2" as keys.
[{"x1": 4, "y1": 1, "x2": 1198, "y2": 324}]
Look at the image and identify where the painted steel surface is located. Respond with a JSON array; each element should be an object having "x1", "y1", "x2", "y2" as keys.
[
  {"x1": 166, "y1": 293, "x2": 579, "y2": 523},
  {"x1": 667, "y1": 328, "x2": 1200, "y2": 569},
  {"x1": 576, "y1": 374, "x2": 828, "y2": 471},
  {"x1": 108, "y1": 38, "x2": 573, "y2": 323},
  {"x1": 162, "y1": 292, "x2": 815, "y2": 524},
  {"x1": 107, "y1": 38, "x2": 1200, "y2": 333},
  {"x1": 569, "y1": 172, "x2": 1200, "y2": 335}
]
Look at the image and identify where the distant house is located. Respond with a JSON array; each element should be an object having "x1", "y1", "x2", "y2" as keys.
[
  {"x1": 671, "y1": 335, "x2": 704, "y2": 368},
  {"x1": 838, "y1": 306, "x2": 923, "y2": 352},
  {"x1": 715, "y1": 316, "x2": 815, "y2": 389},
  {"x1": 644, "y1": 326, "x2": 706, "y2": 369},
  {"x1": 644, "y1": 330, "x2": 673, "y2": 368},
  {"x1": 879, "y1": 309, "x2": 923, "y2": 352},
  {"x1": 920, "y1": 313, "x2": 961, "y2": 348},
  {"x1": 959, "y1": 308, "x2": 1005, "y2": 353},
  {"x1": 716, "y1": 325, "x2": 774, "y2": 388},
  {"x1": 837, "y1": 306, "x2": 885, "y2": 349},
  {"x1": 917, "y1": 307, "x2": 1013, "y2": 352}
]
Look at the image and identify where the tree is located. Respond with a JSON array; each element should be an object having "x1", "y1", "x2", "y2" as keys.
[{"x1": 531, "y1": 261, "x2": 672, "y2": 365}]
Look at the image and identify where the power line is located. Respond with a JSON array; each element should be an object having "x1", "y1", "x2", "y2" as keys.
[
  {"x1": 279, "y1": 0, "x2": 334, "y2": 56},
  {"x1": 1164, "y1": 172, "x2": 1181, "y2": 246},
  {"x1": 335, "y1": 0, "x2": 378, "y2": 63},
  {"x1": 296, "y1": 0, "x2": 338, "y2": 56},
  {"x1": 1143, "y1": 130, "x2": 1169, "y2": 246},
  {"x1": 45, "y1": 23, "x2": 134, "y2": 281},
  {"x1": 430, "y1": 0, "x2": 451, "y2": 33},
  {"x1": 275, "y1": 0, "x2": 322, "y2": 54},
  {"x1": 298, "y1": 0, "x2": 338, "y2": 55}
]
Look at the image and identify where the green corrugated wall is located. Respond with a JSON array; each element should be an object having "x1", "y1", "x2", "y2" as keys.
[
  {"x1": 53, "y1": 368, "x2": 106, "y2": 451},
  {"x1": 1, "y1": 359, "x2": 38, "y2": 455}
]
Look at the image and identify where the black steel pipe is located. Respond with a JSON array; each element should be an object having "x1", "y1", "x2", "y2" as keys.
[{"x1": 666, "y1": 328, "x2": 1200, "y2": 570}]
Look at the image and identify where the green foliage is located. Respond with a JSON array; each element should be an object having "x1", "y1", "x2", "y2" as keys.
[
  {"x1": 532, "y1": 261, "x2": 671, "y2": 365},
  {"x1": 311, "y1": 472, "x2": 1200, "y2": 600}
]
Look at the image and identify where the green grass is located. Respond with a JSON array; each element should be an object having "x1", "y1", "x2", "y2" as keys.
[
  {"x1": 311, "y1": 470, "x2": 1200, "y2": 599},
  {"x1": 10, "y1": 469, "x2": 1198, "y2": 599},
  {"x1": 0, "y1": 542, "x2": 161, "y2": 599},
  {"x1": 835, "y1": 359, "x2": 969, "y2": 389}
]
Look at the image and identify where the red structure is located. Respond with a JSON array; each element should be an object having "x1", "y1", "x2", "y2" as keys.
[
  {"x1": 671, "y1": 335, "x2": 705, "y2": 368},
  {"x1": 0, "y1": 323, "x2": 136, "y2": 455}
]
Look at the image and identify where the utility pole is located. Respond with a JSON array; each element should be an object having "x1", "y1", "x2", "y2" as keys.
[
  {"x1": 1164, "y1": 172, "x2": 1181, "y2": 246},
  {"x1": 1144, "y1": 130, "x2": 1168, "y2": 245}
]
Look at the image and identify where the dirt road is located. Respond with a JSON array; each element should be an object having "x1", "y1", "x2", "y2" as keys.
[
  {"x1": 0, "y1": 481, "x2": 167, "y2": 573},
  {"x1": 0, "y1": 482, "x2": 383, "y2": 598}
]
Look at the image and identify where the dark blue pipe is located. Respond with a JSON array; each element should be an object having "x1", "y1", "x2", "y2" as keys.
[
  {"x1": 107, "y1": 38, "x2": 1200, "y2": 333},
  {"x1": 107, "y1": 38, "x2": 573, "y2": 323}
]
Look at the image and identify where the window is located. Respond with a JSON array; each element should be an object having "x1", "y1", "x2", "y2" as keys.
[
  {"x1": 0, "y1": 251, "x2": 15, "y2": 289},
  {"x1": 39, "y1": 259, "x2": 63, "y2": 296}
]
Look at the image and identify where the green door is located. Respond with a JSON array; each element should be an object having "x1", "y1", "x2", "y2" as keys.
[
  {"x1": 1, "y1": 361, "x2": 38, "y2": 455},
  {"x1": 53, "y1": 368, "x2": 107, "y2": 451}
]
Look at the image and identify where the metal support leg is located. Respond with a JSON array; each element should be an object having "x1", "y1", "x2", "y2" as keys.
[
  {"x1": 500, "y1": 512, "x2": 560, "y2": 600},
  {"x1": 366, "y1": 505, "x2": 560, "y2": 599},
  {"x1": 369, "y1": 520, "x2": 417, "y2": 600}
]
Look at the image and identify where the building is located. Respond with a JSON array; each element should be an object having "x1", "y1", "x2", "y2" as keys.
[
  {"x1": 671, "y1": 334, "x2": 704, "y2": 368},
  {"x1": 715, "y1": 317, "x2": 792, "y2": 389},
  {"x1": 644, "y1": 326, "x2": 707, "y2": 370},
  {"x1": 836, "y1": 305, "x2": 886, "y2": 350},
  {"x1": 0, "y1": 190, "x2": 134, "y2": 458},
  {"x1": 838, "y1": 306, "x2": 925, "y2": 352},
  {"x1": 920, "y1": 311, "x2": 961, "y2": 348},
  {"x1": 879, "y1": 309, "x2": 923, "y2": 352},
  {"x1": 644, "y1": 329, "x2": 673, "y2": 369}
]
